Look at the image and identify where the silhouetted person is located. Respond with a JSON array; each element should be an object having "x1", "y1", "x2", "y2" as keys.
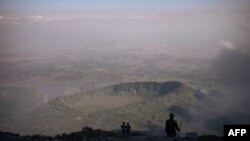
[
  {"x1": 121, "y1": 122, "x2": 126, "y2": 134},
  {"x1": 126, "y1": 123, "x2": 131, "y2": 135},
  {"x1": 165, "y1": 113, "x2": 180, "y2": 137}
]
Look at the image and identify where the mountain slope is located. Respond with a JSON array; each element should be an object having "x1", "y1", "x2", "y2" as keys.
[
  {"x1": 0, "y1": 127, "x2": 223, "y2": 141},
  {"x1": 5, "y1": 81, "x2": 222, "y2": 136},
  {"x1": 20, "y1": 81, "x2": 206, "y2": 135}
]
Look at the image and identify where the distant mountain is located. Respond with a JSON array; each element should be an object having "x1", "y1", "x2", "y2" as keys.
[
  {"x1": 100, "y1": 81, "x2": 183, "y2": 97},
  {"x1": 21, "y1": 81, "x2": 218, "y2": 136},
  {"x1": 3, "y1": 81, "x2": 243, "y2": 136}
]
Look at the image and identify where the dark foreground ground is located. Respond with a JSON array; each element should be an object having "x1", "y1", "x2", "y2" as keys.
[{"x1": 0, "y1": 127, "x2": 223, "y2": 141}]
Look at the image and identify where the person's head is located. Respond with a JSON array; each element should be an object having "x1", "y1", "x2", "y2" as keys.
[
  {"x1": 127, "y1": 123, "x2": 130, "y2": 125},
  {"x1": 169, "y1": 113, "x2": 175, "y2": 119},
  {"x1": 123, "y1": 122, "x2": 125, "y2": 124}
]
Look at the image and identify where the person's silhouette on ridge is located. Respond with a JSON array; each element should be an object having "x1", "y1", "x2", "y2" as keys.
[
  {"x1": 121, "y1": 122, "x2": 126, "y2": 134},
  {"x1": 126, "y1": 123, "x2": 131, "y2": 135},
  {"x1": 165, "y1": 113, "x2": 180, "y2": 137}
]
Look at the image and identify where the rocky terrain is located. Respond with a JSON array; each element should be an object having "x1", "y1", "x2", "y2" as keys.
[
  {"x1": 0, "y1": 127, "x2": 223, "y2": 141},
  {"x1": 1, "y1": 81, "x2": 248, "y2": 137},
  {"x1": 1, "y1": 81, "x2": 225, "y2": 136}
]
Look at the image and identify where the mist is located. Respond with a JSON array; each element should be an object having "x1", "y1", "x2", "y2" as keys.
[{"x1": 0, "y1": 0, "x2": 250, "y2": 136}]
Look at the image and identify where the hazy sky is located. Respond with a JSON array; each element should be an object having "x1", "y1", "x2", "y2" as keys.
[
  {"x1": 0, "y1": 0, "x2": 249, "y2": 86},
  {"x1": 0, "y1": 0, "x2": 249, "y2": 17},
  {"x1": 0, "y1": 1, "x2": 250, "y2": 135}
]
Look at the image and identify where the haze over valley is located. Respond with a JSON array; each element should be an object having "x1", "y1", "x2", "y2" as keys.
[{"x1": 0, "y1": 0, "x2": 250, "y2": 137}]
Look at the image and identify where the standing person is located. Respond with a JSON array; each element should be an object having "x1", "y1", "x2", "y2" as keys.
[
  {"x1": 126, "y1": 123, "x2": 131, "y2": 135},
  {"x1": 121, "y1": 122, "x2": 126, "y2": 134},
  {"x1": 165, "y1": 113, "x2": 180, "y2": 137}
]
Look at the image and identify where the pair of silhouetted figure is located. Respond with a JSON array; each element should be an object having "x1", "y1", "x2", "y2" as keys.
[
  {"x1": 121, "y1": 122, "x2": 131, "y2": 134},
  {"x1": 165, "y1": 113, "x2": 181, "y2": 137}
]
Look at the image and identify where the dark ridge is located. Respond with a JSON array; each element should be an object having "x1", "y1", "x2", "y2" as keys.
[
  {"x1": 196, "y1": 135, "x2": 224, "y2": 141},
  {"x1": 0, "y1": 127, "x2": 223, "y2": 141},
  {"x1": 111, "y1": 81, "x2": 182, "y2": 97}
]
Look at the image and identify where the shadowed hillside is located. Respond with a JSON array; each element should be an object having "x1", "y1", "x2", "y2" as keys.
[
  {"x1": 0, "y1": 127, "x2": 223, "y2": 141},
  {"x1": 2, "y1": 81, "x2": 246, "y2": 136},
  {"x1": 7, "y1": 81, "x2": 222, "y2": 136}
]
